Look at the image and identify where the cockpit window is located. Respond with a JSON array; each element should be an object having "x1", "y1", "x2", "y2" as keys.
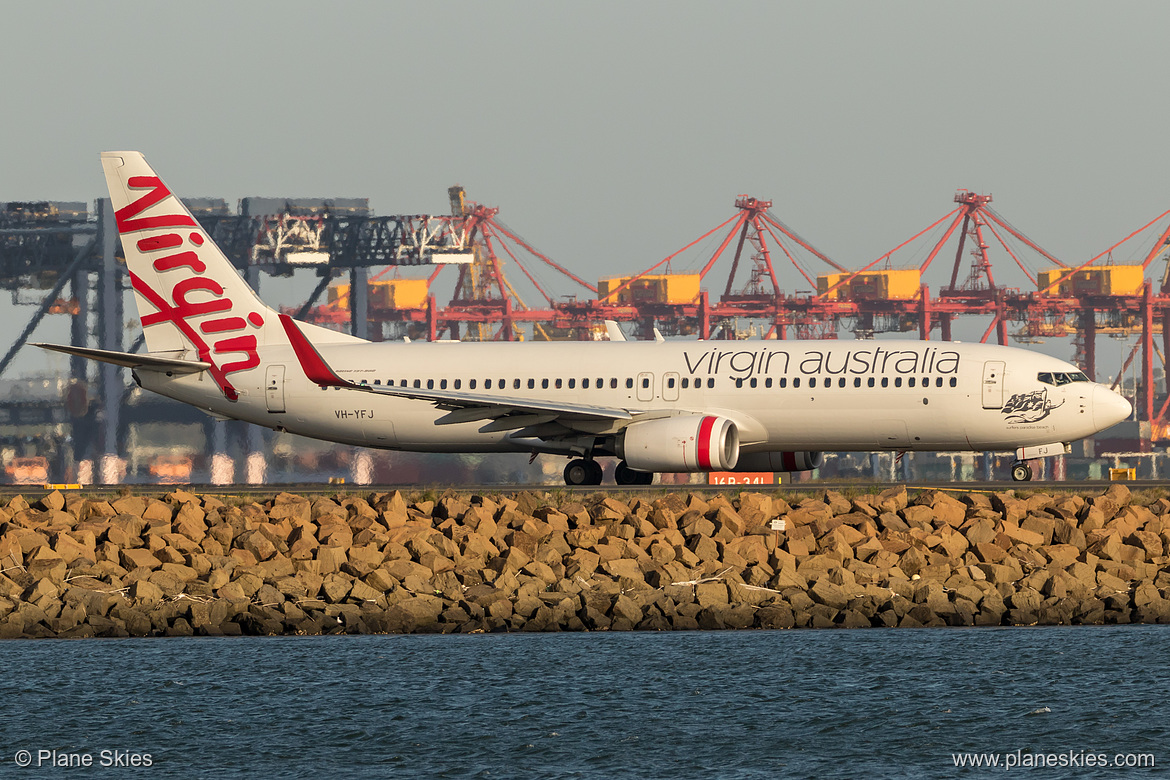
[{"x1": 1038, "y1": 371, "x2": 1090, "y2": 386}]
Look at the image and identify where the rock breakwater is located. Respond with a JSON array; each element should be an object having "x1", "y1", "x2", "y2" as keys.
[{"x1": 1, "y1": 484, "x2": 1168, "y2": 637}]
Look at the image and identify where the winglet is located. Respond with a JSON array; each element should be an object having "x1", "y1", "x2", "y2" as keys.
[{"x1": 279, "y1": 314, "x2": 349, "y2": 386}]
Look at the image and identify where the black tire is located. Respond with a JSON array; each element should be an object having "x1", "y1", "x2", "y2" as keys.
[
  {"x1": 564, "y1": 459, "x2": 592, "y2": 486},
  {"x1": 1011, "y1": 461, "x2": 1033, "y2": 482},
  {"x1": 585, "y1": 459, "x2": 604, "y2": 485},
  {"x1": 614, "y1": 461, "x2": 639, "y2": 485},
  {"x1": 635, "y1": 470, "x2": 654, "y2": 485}
]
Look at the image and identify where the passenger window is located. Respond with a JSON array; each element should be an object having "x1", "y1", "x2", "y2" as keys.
[
  {"x1": 583, "y1": 378, "x2": 590, "y2": 389},
  {"x1": 511, "y1": 379, "x2": 519, "y2": 389},
  {"x1": 779, "y1": 378, "x2": 787, "y2": 388},
  {"x1": 707, "y1": 378, "x2": 715, "y2": 388},
  {"x1": 809, "y1": 377, "x2": 816, "y2": 388},
  {"x1": 894, "y1": 377, "x2": 902, "y2": 388},
  {"x1": 427, "y1": 379, "x2": 435, "y2": 389},
  {"x1": 935, "y1": 377, "x2": 943, "y2": 387},
  {"x1": 794, "y1": 378, "x2": 801, "y2": 388},
  {"x1": 735, "y1": 378, "x2": 743, "y2": 388},
  {"x1": 541, "y1": 379, "x2": 548, "y2": 389},
  {"x1": 596, "y1": 378, "x2": 603, "y2": 388},
  {"x1": 374, "y1": 379, "x2": 381, "y2": 386},
  {"x1": 413, "y1": 379, "x2": 421, "y2": 388},
  {"x1": 881, "y1": 377, "x2": 888, "y2": 388},
  {"x1": 626, "y1": 378, "x2": 634, "y2": 388},
  {"x1": 642, "y1": 378, "x2": 650, "y2": 388},
  {"x1": 668, "y1": 377, "x2": 676, "y2": 388},
  {"x1": 908, "y1": 377, "x2": 916, "y2": 388},
  {"x1": 750, "y1": 378, "x2": 757, "y2": 388},
  {"x1": 682, "y1": 378, "x2": 689, "y2": 389},
  {"x1": 528, "y1": 379, "x2": 535, "y2": 389},
  {"x1": 469, "y1": 379, "x2": 477, "y2": 390},
  {"x1": 569, "y1": 379, "x2": 576, "y2": 389},
  {"x1": 838, "y1": 377, "x2": 845, "y2": 388},
  {"x1": 454, "y1": 379, "x2": 460, "y2": 389},
  {"x1": 485, "y1": 379, "x2": 492, "y2": 389},
  {"x1": 440, "y1": 379, "x2": 447, "y2": 389},
  {"x1": 949, "y1": 377, "x2": 957, "y2": 387},
  {"x1": 868, "y1": 377, "x2": 875, "y2": 388},
  {"x1": 555, "y1": 378, "x2": 562, "y2": 389},
  {"x1": 610, "y1": 378, "x2": 617, "y2": 389},
  {"x1": 854, "y1": 377, "x2": 861, "y2": 388},
  {"x1": 765, "y1": 378, "x2": 773, "y2": 388}
]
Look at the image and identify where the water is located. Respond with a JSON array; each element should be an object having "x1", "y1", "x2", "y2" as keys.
[{"x1": 1, "y1": 626, "x2": 1166, "y2": 778}]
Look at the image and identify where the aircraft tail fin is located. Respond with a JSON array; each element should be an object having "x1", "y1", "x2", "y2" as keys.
[{"x1": 100, "y1": 151, "x2": 360, "y2": 400}]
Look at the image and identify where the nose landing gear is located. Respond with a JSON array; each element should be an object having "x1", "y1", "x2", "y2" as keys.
[{"x1": 1010, "y1": 461, "x2": 1033, "y2": 482}]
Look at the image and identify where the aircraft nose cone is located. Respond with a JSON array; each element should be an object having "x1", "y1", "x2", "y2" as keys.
[{"x1": 1093, "y1": 385, "x2": 1132, "y2": 430}]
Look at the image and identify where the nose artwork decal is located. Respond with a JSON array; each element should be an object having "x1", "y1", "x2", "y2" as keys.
[{"x1": 1002, "y1": 388, "x2": 1063, "y2": 423}]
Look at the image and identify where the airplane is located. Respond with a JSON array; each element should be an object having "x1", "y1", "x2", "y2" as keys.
[{"x1": 38, "y1": 152, "x2": 1132, "y2": 486}]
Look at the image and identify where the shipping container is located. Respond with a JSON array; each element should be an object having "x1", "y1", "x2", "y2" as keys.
[
  {"x1": 329, "y1": 278, "x2": 430, "y2": 310},
  {"x1": 597, "y1": 274, "x2": 700, "y2": 305},
  {"x1": 1037, "y1": 265, "x2": 1145, "y2": 296},
  {"x1": 816, "y1": 269, "x2": 921, "y2": 300}
]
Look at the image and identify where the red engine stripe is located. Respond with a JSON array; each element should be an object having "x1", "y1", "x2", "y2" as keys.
[{"x1": 696, "y1": 416, "x2": 716, "y2": 470}]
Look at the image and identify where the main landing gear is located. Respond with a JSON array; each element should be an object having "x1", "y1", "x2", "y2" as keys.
[
  {"x1": 614, "y1": 460, "x2": 654, "y2": 486},
  {"x1": 563, "y1": 458, "x2": 655, "y2": 486},
  {"x1": 1010, "y1": 460, "x2": 1033, "y2": 482},
  {"x1": 564, "y1": 458, "x2": 603, "y2": 486}
]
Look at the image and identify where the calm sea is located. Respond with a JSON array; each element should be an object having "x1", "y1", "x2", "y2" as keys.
[{"x1": 0, "y1": 626, "x2": 1165, "y2": 779}]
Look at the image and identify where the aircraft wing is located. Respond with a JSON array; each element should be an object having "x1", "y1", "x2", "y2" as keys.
[
  {"x1": 346, "y1": 383, "x2": 633, "y2": 425},
  {"x1": 34, "y1": 343, "x2": 211, "y2": 374},
  {"x1": 279, "y1": 314, "x2": 635, "y2": 431}
]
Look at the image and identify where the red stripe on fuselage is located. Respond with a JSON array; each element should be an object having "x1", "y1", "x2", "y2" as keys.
[
  {"x1": 696, "y1": 415, "x2": 716, "y2": 471},
  {"x1": 280, "y1": 314, "x2": 347, "y2": 386}
]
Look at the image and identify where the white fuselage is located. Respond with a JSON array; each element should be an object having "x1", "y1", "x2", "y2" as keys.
[{"x1": 136, "y1": 338, "x2": 1127, "y2": 455}]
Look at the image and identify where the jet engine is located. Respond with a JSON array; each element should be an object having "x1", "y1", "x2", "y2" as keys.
[
  {"x1": 734, "y1": 450, "x2": 823, "y2": 473},
  {"x1": 618, "y1": 415, "x2": 739, "y2": 472}
]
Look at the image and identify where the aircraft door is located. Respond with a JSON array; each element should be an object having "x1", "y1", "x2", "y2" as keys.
[
  {"x1": 265, "y1": 365, "x2": 286, "y2": 413},
  {"x1": 981, "y1": 361, "x2": 1005, "y2": 409},
  {"x1": 636, "y1": 372, "x2": 654, "y2": 402},
  {"x1": 663, "y1": 372, "x2": 679, "y2": 401}
]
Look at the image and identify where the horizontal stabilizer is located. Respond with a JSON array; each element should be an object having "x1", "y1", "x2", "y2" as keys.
[{"x1": 34, "y1": 343, "x2": 211, "y2": 374}]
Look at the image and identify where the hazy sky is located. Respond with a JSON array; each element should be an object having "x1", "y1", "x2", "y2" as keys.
[{"x1": 4, "y1": 1, "x2": 1170, "y2": 373}]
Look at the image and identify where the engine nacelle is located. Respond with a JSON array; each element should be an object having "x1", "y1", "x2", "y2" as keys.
[
  {"x1": 618, "y1": 415, "x2": 739, "y2": 472},
  {"x1": 734, "y1": 451, "x2": 823, "y2": 473}
]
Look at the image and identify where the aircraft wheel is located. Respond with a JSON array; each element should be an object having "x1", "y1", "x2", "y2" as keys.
[
  {"x1": 564, "y1": 459, "x2": 592, "y2": 486},
  {"x1": 565, "y1": 458, "x2": 603, "y2": 486},
  {"x1": 636, "y1": 470, "x2": 654, "y2": 485},
  {"x1": 614, "y1": 461, "x2": 647, "y2": 486},
  {"x1": 1010, "y1": 461, "x2": 1033, "y2": 482}
]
